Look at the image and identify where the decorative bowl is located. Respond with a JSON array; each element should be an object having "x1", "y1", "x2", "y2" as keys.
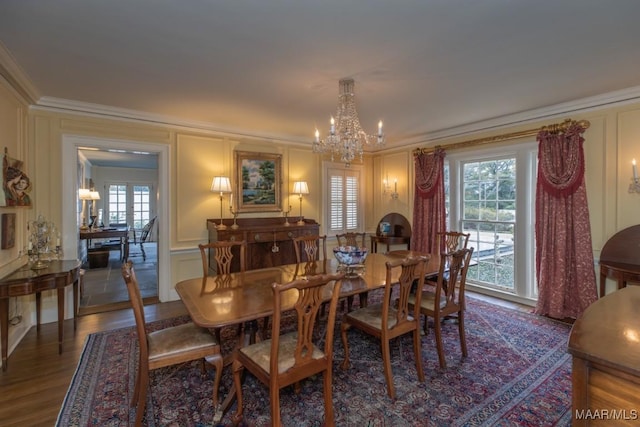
[{"x1": 333, "y1": 246, "x2": 368, "y2": 266}]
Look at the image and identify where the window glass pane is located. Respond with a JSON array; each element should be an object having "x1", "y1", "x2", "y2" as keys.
[{"x1": 462, "y1": 158, "x2": 516, "y2": 292}]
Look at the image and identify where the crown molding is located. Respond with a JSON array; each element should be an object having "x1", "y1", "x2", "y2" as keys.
[
  {"x1": 33, "y1": 96, "x2": 309, "y2": 146},
  {"x1": 400, "y1": 85, "x2": 640, "y2": 147},
  {"x1": 0, "y1": 40, "x2": 40, "y2": 104}
]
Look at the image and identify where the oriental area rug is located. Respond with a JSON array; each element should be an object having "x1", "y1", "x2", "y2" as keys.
[{"x1": 57, "y1": 296, "x2": 572, "y2": 426}]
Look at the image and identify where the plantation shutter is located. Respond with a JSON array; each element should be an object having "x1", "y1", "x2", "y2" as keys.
[{"x1": 327, "y1": 166, "x2": 360, "y2": 233}]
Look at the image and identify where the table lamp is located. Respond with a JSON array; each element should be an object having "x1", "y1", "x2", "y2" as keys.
[
  {"x1": 292, "y1": 181, "x2": 309, "y2": 225},
  {"x1": 211, "y1": 176, "x2": 232, "y2": 230},
  {"x1": 79, "y1": 188, "x2": 92, "y2": 231}
]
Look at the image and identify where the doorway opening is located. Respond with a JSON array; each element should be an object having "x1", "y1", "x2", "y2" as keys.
[{"x1": 61, "y1": 135, "x2": 170, "y2": 315}]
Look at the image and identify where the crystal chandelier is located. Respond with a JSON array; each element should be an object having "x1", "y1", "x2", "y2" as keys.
[{"x1": 313, "y1": 78, "x2": 384, "y2": 166}]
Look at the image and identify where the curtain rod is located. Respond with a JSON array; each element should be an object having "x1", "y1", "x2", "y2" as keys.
[{"x1": 412, "y1": 118, "x2": 591, "y2": 156}]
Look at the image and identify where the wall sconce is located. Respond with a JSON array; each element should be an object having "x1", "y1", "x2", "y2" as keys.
[
  {"x1": 630, "y1": 159, "x2": 640, "y2": 193},
  {"x1": 211, "y1": 176, "x2": 232, "y2": 230},
  {"x1": 383, "y1": 176, "x2": 399, "y2": 200},
  {"x1": 79, "y1": 188, "x2": 92, "y2": 231},
  {"x1": 292, "y1": 181, "x2": 309, "y2": 225}
]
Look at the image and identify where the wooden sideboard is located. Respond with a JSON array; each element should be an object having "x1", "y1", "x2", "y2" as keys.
[
  {"x1": 206, "y1": 217, "x2": 320, "y2": 273},
  {"x1": 568, "y1": 286, "x2": 640, "y2": 425}
]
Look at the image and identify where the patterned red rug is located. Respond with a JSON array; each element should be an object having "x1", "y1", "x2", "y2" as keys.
[{"x1": 57, "y1": 296, "x2": 572, "y2": 426}]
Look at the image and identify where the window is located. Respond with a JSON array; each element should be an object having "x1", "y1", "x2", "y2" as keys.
[
  {"x1": 106, "y1": 182, "x2": 154, "y2": 232},
  {"x1": 446, "y1": 142, "x2": 537, "y2": 304},
  {"x1": 323, "y1": 163, "x2": 363, "y2": 234}
]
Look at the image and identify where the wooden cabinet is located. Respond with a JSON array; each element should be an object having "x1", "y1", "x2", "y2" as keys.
[
  {"x1": 206, "y1": 217, "x2": 319, "y2": 273},
  {"x1": 568, "y1": 286, "x2": 640, "y2": 426}
]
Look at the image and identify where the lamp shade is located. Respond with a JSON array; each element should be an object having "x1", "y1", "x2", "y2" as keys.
[
  {"x1": 89, "y1": 191, "x2": 101, "y2": 200},
  {"x1": 293, "y1": 181, "x2": 309, "y2": 195},
  {"x1": 79, "y1": 188, "x2": 92, "y2": 200},
  {"x1": 211, "y1": 176, "x2": 232, "y2": 193}
]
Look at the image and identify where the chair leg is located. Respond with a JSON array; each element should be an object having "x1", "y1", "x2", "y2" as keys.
[
  {"x1": 231, "y1": 359, "x2": 244, "y2": 425},
  {"x1": 381, "y1": 338, "x2": 395, "y2": 399},
  {"x1": 340, "y1": 322, "x2": 351, "y2": 370},
  {"x1": 458, "y1": 311, "x2": 468, "y2": 358},
  {"x1": 413, "y1": 328, "x2": 425, "y2": 382},
  {"x1": 269, "y1": 382, "x2": 281, "y2": 427},
  {"x1": 135, "y1": 368, "x2": 149, "y2": 426},
  {"x1": 323, "y1": 368, "x2": 335, "y2": 427},
  {"x1": 434, "y1": 315, "x2": 446, "y2": 369},
  {"x1": 141, "y1": 243, "x2": 146, "y2": 261},
  {"x1": 131, "y1": 354, "x2": 142, "y2": 408}
]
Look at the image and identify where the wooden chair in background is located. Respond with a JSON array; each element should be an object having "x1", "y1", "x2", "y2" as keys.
[
  {"x1": 121, "y1": 261, "x2": 223, "y2": 426},
  {"x1": 436, "y1": 231, "x2": 470, "y2": 253},
  {"x1": 293, "y1": 234, "x2": 327, "y2": 263},
  {"x1": 231, "y1": 272, "x2": 344, "y2": 426},
  {"x1": 409, "y1": 247, "x2": 473, "y2": 368},
  {"x1": 336, "y1": 232, "x2": 367, "y2": 248},
  {"x1": 130, "y1": 216, "x2": 156, "y2": 261},
  {"x1": 340, "y1": 255, "x2": 428, "y2": 400},
  {"x1": 198, "y1": 240, "x2": 248, "y2": 340},
  {"x1": 198, "y1": 240, "x2": 247, "y2": 276}
]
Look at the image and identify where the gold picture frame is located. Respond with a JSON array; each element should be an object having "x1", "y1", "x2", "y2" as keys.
[{"x1": 234, "y1": 151, "x2": 282, "y2": 213}]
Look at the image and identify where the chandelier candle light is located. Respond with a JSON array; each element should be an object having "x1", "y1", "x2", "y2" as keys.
[
  {"x1": 313, "y1": 78, "x2": 384, "y2": 166},
  {"x1": 211, "y1": 176, "x2": 232, "y2": 230},
  {"x1": 293, "y1": 181, "x2": 309, "y2": 225}
]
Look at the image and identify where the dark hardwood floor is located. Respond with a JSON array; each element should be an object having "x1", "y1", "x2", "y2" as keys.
[
  {"x1": 0, "y1": 292, "x2": 533, "y2": 426},
  {"x1": 0, "y1": 300, "x2": 186, "y2": 427}
]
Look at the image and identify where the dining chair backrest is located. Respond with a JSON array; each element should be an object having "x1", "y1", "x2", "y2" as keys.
[
  {"x1": 293, "y1": 234, "x2": 327, "y2": 263},
  {"x1": 383, "y1": 255, "x2": 428, "y2": 332},
  {"x1": 436, "y1": 231, "x2": 470, "y2": 253},
  {"x1": 122, "y1": 261, "x2": 149, "y2": 363},
  {"x1": 122, "y1": 260, "x2": 224, "y2": 426},
  {"x1": 231, "y1": 271, "x2": 344, "y2": 426},
  {"x1": 336, "y1": 232, "x2": 366, "y2": 248},
  {"x1": 199, "y1": 240, "x2": 247, "y2": 276},
  {"x1": 434, "y1": 247, "x2": 473, "y2": 311},
  {"x1": 270, "y1": 272, "x2": 344, "y2": 379}
]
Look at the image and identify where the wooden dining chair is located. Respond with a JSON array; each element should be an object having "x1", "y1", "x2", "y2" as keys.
[
  {"x1": 408, "y1": 247, "x2": 474, "y2": 369},
  {"x1": 436, "y1": 231, "x2": 470, "y2": 253},
  {"x1": 293, "y1": 234, "x2": 327, "y2": 263},
  {"x1": 198, "y1": 240, "x2": 247, "y2": 276},
  {"x1": 121, "y1": 261, "x2": 223, "y2": 426},
  {"x1": 340, "y1": 255, "x2": 428, "y2": 400},
  {"x1": 431, "y1": 231, "x2": 470, "y2": 292},
  {"x1": 231, "y1": 272, "x2": 344, "y2": 426},
  {"x1": 336, "y1": 232, "x2": 367, "y2": 248},
  {"x1": 198, "y1": 240, "x2": 248, "y2": 340},
  {"x1": 131, "y1": 216, "x2": 156, "y2": 261}
]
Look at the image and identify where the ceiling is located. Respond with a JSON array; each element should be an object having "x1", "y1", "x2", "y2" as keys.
[{"x1": 2, "y1": 1, "x2": 640, "y2": 158}]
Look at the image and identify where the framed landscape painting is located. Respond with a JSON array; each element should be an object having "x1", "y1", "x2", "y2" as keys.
[{"x1": 234, "y1": 151, "x2": 282, "y2": 213}]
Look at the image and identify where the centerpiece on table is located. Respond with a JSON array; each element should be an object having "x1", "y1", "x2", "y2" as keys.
[{"x1": 333, "y1": 245, "x2": 368, "y2": 277}]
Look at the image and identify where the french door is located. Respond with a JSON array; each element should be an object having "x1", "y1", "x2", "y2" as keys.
[{"x1": 106, "y1": 182, "x2": 155, "y2": 239}]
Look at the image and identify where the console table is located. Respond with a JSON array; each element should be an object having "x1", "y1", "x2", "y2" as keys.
[
  {"x1": 371, "y1": 212, "x2": 412, "y2": 253},
  {"x1": 0, "y1": 259, "x2": 81, "y2": 371},
  {"x1": 206, "y1": 217, "x2": 320, "y2": 273}
]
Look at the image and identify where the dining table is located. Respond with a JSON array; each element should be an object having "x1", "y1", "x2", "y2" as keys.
[{"x1": 175, "y1": 250, "x2": 440, "y2": 422}]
